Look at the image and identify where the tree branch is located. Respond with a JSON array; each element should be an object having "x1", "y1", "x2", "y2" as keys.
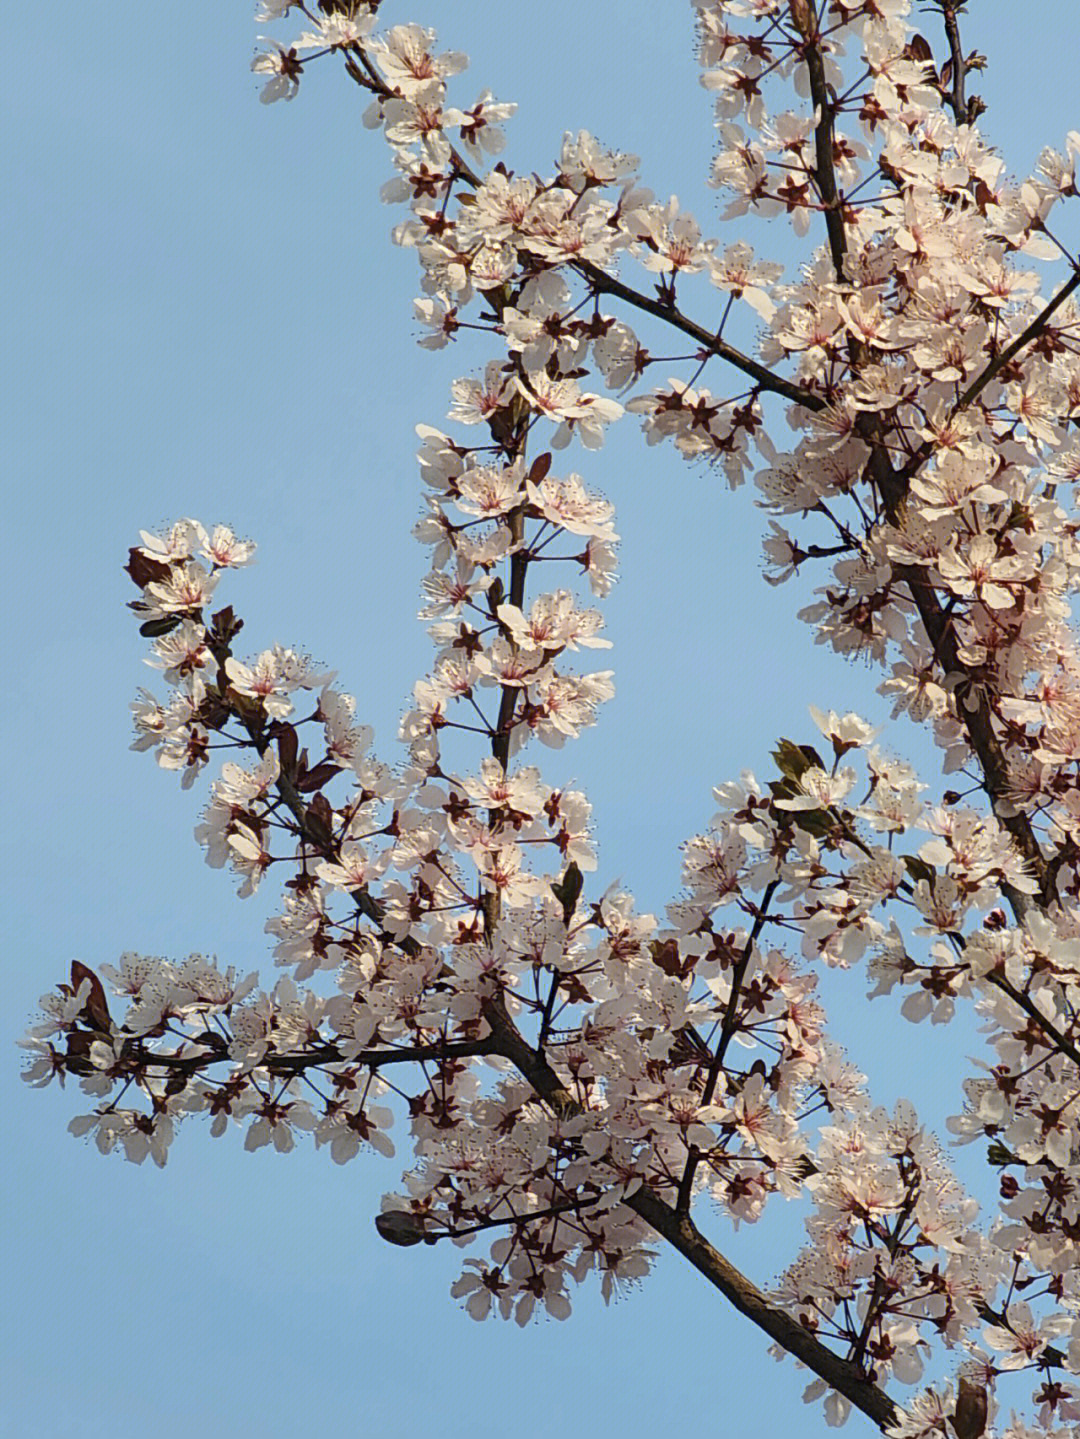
[
  {"x1": 342, "y1": 46, "x2": 824, "y2": 415},
  {"x1": 788, "y1": 1, "x2": 848, "y2": 279},
  {"x1": 576, "y1": 260, "x2": 824, "y2": 410},
  {"x1": 481, "y1": 996, "x2": 901, "y2": 1432},
  {"x1": 676, "y1": 881, "x2": 780, "y2": 1215},
  {"x1": 937, "y1": 2, "x2": 973, "y2": 125},
  {"x1": 125, "y1": 1033, "x2": 497, "y2": 1078},
  {"x1": 897, "y1": 265, "x2": 1080, "y2": 490},
  {"x1": 891, "y1": 564, "x2": 1049, "y2": 913},
  {"x1": 783, "y1": 1, "x2": 1067, "y2": 920}
]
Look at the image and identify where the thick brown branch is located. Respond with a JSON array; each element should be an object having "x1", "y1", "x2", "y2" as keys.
[
  {"x1": 482, "y1": 997, "x2": 900, "y2": 1432},
  {"x1": 628, "y1": 1187, "x2": 899, "y2": 1432}
]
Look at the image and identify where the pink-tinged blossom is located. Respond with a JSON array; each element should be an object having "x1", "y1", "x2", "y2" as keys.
[
  {"x1": 251, "y1": 45, "x2": 302, "y2": 104},
  {"x1": 708, "y1": 240, "x2": 783, "y2": 318},
  {"x1": 144, "y1": 561, "x2": 219, "y2": 616},
  {"x1": 497, "y1": 592, "x2": 609, "y2": 654},
  {"x1": 774, "y1": 766, "x2": 856, "y2": 812},
  {"x1": 457, "y1": 757, "x2": 545, "y2": 814},
  {"x1": 515, "y1": 374, "x2": 623, "y2": 450},
  {"x1": 368, "y1": 24, "x2": 467, "y2": 98},
  {"x1": 224, "y1": 646, "x2": 318, "y2": 719},
  {"x1": 30, "y1": 7, "x2": 1080, "y2": 1429},
  {"x1": 137, "y1": 519, "x2": 202, "y2": 564},
  {"x1": 448, "y1": 362, "x2": 515, "y2": 426},
  {"x1": 455, "y1": 463, "x2": 524, "y2": 518},
  {"x1": 316, "y1": 843, "x2": 389, "y2": 893},
  {"x1": 382, "y1": 82, "x2": 465, "y2": 168},
  {"x1": 581, "y1": 536, "x2": 619, "y2": 596},
  {"x1": 315, "y1": 1100, "x2": 395, "y2": 1164},
  {"x1": 475, "y1": 844, "x2": 548, "y2": 908},
  {"x1": 454, "y1": 92, "x2": 516, "y2": 158},
  {"x1": 147, "y1": 620, "x2": 216, "y2": 683},
  {"x1": 627, "y1": 197, "x2": 717, "y2": 275},
  {"x1": 936, "y1": 534, "x2": 1030, "y2": 611},
  {"x1": 526, "y1": 473, "x2": 618, "y2": 540},
  {"x1": 983, "y1": 1302, "x2": 1062, "y2": 1371},
  {"x1": 527, "y1": 670, "x2": 615, "y2": 747},
  {"x1": 198, "y1": 524, "x2": 256, "y2": 568},
  {"x1": 291, "y1": 11, "x2": 375, "y2": 53}
]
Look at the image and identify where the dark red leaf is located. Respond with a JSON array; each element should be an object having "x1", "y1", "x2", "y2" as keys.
[
  {"x1": 954, "y1": 1376, "x2": 988, "y2": 1439},
  {"x1": 70, "y1": 961, "x2": 112, "y2": 1032},
  {"x1": 125, "y1": 547, "x2": 172, "y2": 590},
  {"x1": 304, "y1": 793, "x2": 336, "y2": 847},
  {"x1": 650, "y1": 939, "x2": 683, "y2": 977},
  {"x1": 526, "y1": 452, "x2": 553, "y2": 485},
  {"x1": 275, "y1": 724, "x2": 299, "y2": 779},
  {"x1": 296, "y1": 762, "x2": 341, "y2": 794},
  {"x1": 209, "y1": 606, "x2": 243, "y2": 647}
]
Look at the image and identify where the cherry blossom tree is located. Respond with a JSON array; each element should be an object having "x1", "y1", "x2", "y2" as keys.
[{"x1": 21, "y1": 2, "x2": 1080, "y2": 1433}]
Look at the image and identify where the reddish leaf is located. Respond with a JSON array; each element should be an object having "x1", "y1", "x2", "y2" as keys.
[
  {"x1": 63, "y1": 1030, "x2": 96, "y2": 1076},
  {"x1": 954, "y1": 1376, "x2": 988, "y2": 1439},
  {"x1": 274, "y1": 723, "x2": 299, "y2": 779},
  {"x1": 305, "y1": 793, "x2": 336, "y2": 847},
  {"x1": 526, "y1": 452, "x2": 552, "y2": 485},
  {"x1": 125, "y1": 547, "x2": 172, "y2": 590},
  {"x1": 296, "y1": 762, "x2": 342, "y2": 794},
  {"x1": 650, "y1": 939, "x2": 683, "y2": 977},
  {"x1": 70, "y1": 961, "x2": 112, "y2": 1032},
  {"x1": 209, "y1": 605, "x2": 243, "y2": 647}
]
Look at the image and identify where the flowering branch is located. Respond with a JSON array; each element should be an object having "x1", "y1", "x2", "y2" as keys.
[
  {"x1": 934, "y1": 1, "x2": 982, "y2": 126},
  {"x1": 24, "y1": 3, "x2": 1080, "y2": 1435},
  {"x1": 482, "y1": 992, "x2": 901, "y2": 1430}
]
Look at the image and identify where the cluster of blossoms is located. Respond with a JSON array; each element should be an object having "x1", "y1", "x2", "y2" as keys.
[{"x1": 24, "y1": 1, "x2": 1080, "y2": 1435}]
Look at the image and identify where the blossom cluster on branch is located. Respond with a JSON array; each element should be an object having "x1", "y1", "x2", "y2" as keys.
[{"x1": 23, "y1": 1, "x2": 1080, "y2": 1434}]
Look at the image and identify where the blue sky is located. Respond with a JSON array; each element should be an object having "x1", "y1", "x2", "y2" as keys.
[{"x1": 5, "y1": 4, "x2": 1079, "y2": 1437}]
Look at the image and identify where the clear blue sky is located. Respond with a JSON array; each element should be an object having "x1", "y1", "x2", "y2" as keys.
[{"x1": 5, "y1": 5, "x2": 1078, "y2": 1437}]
